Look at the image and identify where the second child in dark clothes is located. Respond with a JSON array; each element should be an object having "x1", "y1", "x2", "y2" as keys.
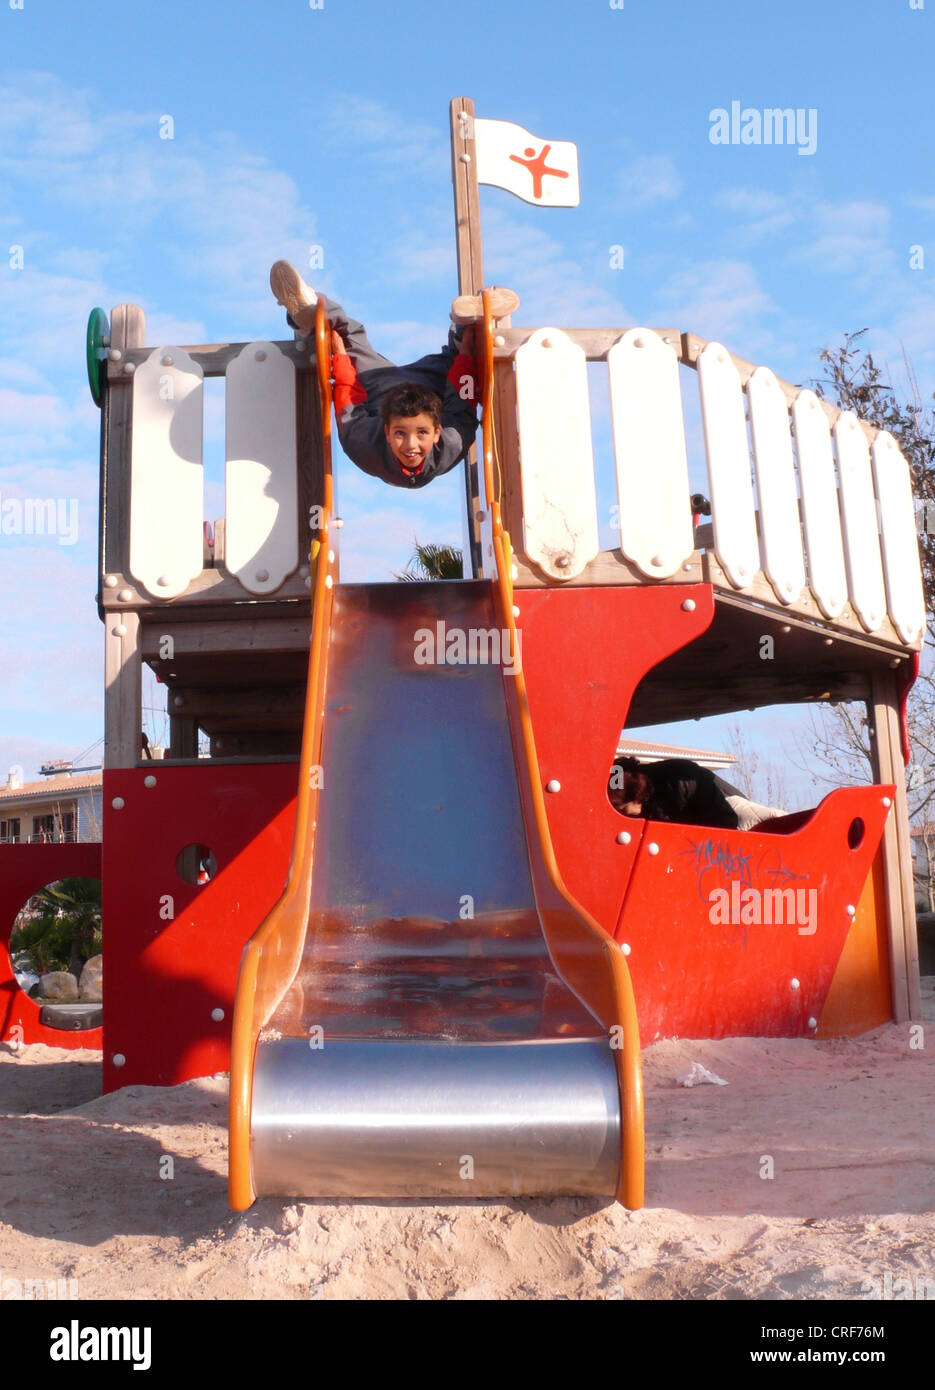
[{"x1": 608, "y1": 757, "x2": 740, "y2": 830}]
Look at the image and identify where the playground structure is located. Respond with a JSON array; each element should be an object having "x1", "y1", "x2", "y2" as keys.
[{"x1": 0, "y1": 105, "x2": 926, "y2": 1209}]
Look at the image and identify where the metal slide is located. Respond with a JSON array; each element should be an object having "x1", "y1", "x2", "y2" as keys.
[
  {"x1": 229, "y1": 296, "x2": 642, "y2": 1209},
  {"x1": 230, "y1": 580, "x2": 635, "y2": 1203}
]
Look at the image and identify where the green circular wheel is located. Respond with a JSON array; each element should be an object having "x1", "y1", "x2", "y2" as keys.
[{"x1": 86, "y1": 307, "x2": 110, "y2": 406}]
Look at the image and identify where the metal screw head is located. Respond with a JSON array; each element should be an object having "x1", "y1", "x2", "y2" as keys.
[
  {"x1": 554, "y1": 553, "x2": 570, "y2": 569},
  {"x1": 161, "y1": 354, "x2": 174, "y2": 367},
  {"x1": 255, "y1": 350, "x2": 267, "y2": 362},
  {"x1": 112, "y1": 1053, "x2": 126, "y2": 1067},
  {"x1": 144, "y1": 775, "x2": 157, "y2": 788},
  {"x1": 256, "y1": 569, "x2": 270, "y2": 583},
  {"x1": 546, "y1": 779, "x2": 561, "y2": 794},
  {"x1": 647, "y1": 842, "x2": 659, "y2": 856},
  {"x1": 111, "y1": 797, "x2": 125, "y2": 810},
  {"x1": 616, "y1": 830, "x2": 631, "y2": 845},
  {"x1": 681, "y1": 598, "x2": 696, "y2": 612}
]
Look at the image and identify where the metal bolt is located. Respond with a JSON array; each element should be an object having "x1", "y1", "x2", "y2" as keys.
[
  {"x1": 255, "y1": 350, "x2": 267, "y2": 362},
  {"x1": 104, "y1": 575, "x2": 118, "y2": 588},
  {"x1": 616, "y1": 830, "x2": 631, "y2": 845},
  {"x1": 112, "y1": 797, "x2": 125, "y2": 810},
  {"x1": 621, "y1": 943, "x2": 631, "y2": 956},
  {"x1": 112, "y1": 1053, "x2": 126, "y2": 1067},
  {"x1": 211, "y1": 1008, "x2": 225, "y2": 1022},
  {"x1": 113, "y1": 623, "x2": 127, "y2": 637},
  {"x1": 648, "y1": 842, "x2": 659, "y2": 856},
  {"x1": 144, "y1": 775, "x2": 157, "y2": 789},
  {"x1": 161, "y1": 355, "x2": 174, "y2": 368},
  {"x1": 790, "y1": 978, "x2": 800, "y2": 991},
  {"x1": 256, "y1": 568, "x2": 269, "y2": 583},
  {"x1": 546, "y1": 779, "x2": 561, "y2": 794},
  {"x1": 681, "y1": 598, "x2": 696, "y2": 612}
]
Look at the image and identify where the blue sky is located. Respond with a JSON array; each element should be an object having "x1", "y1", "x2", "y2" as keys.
[{"x1": 0, "y1": 0, "x2": 931, "y2": 796}]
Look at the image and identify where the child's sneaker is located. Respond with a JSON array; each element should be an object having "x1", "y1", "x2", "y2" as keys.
[
  {"x1": 450, "y1": 286, "x2": 520, "y2": 325},
  {"x1": 269, "y1": 260, "x2": 318, "y2": 333}
]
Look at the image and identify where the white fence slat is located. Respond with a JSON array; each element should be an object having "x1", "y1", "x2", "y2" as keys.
[
  {"x1": 697, "y1": 342, "x2": 759, "y2": 589},
  {"x1": 747, "y1": 367, "x2": 806, "y2": 603},
  {"x1": 514, "y1": 328, "x2": 599, "y2": 580},
  {"x1": 792, "y1": 390, "x2": 847, "y2": 619},
  {"x1": 834, "y1": 411, "x2": 886, "y2": 632},
  {"x1": 225, "y1": 341, "x2": 299, "y2": 596},
  {"x1": 129, "y1": 346, "x2": 204, "y2": 600},
  {"x1": 607, "y1": 328, "x2": 693, "y2": 578},
  {"x1": 871, "y1": 431, "x2": 925, "y2": 644}
]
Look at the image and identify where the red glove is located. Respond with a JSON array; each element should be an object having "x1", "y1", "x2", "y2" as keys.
[
  {"x1": 331, "y1": 353, "x2": 367, "y2": 412},
  {"x1": 447, "y1": 352, "x2": 479, "y2": 407}
]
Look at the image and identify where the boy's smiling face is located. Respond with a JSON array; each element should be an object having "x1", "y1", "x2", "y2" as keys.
[{"x1": 384, "y1": 411, "x2": 441, "y2": 472}]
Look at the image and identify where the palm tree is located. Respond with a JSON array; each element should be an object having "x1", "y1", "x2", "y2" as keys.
[
  {"x1": 11, "y1": 877, "x2": 102, "y2": 983},
  {"x1": 394, "y1": 539, "x2": 463, "y2": 582}
]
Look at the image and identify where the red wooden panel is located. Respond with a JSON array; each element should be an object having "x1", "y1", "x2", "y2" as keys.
[
  {"x1": 615, "y1": 785, "x2": 892, "y2": 1039},
  {"x1": 518, "y1": 584, "x2": 715, "y2": 932},
  {"x1": 102, "y1": 765, "x2": 296, "y2": 1090}
]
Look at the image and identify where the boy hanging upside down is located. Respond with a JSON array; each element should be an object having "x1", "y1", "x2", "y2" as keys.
[{"x1": 269, "y1": 261, "x2": 519, "y2": 489}]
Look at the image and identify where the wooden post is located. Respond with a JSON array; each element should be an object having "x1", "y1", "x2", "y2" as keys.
[
  {"x1": 103, "y1": 305, "x2": 146, "y2": 770},
  {"x1": 450, "y1": 96, "x2": 485, "y2": 579},
  {"x1": 869, "y1": 669, "x2": 922, "y2": 1020}
]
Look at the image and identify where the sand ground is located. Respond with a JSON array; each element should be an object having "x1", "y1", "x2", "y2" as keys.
[{"x1": 1, "y1": 980, "x2": 933, "y2": 1302}]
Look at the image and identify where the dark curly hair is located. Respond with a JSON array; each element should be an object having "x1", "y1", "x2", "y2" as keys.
[{"x1": 380, "y1": 382, "x2": 443, "y2": 429}]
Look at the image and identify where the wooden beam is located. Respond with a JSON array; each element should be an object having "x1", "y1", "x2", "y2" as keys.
[
  {"x1": 869, "y1": 669, "x2": 922, "y2": 1021},
  {"x1": 107, "y1": 340, "x2": 315, "y2": 378},
  {"x1": 141, "y1": 615, "x2": 310, "y2": 660},
  {"x1": 450, "y1": 96, "x2": 485, "y2": 581},
  {"x1": 492, "y1": 328, "x2": 684, "y2": 361},
  {"x1": 104, "y1": 609, "x2": 142, "y2": 770},
  {"x1": 100, "y1": 568, "x2": 313, "y2": 609},
  {"x1": 102, "y1": 305, "x2": 145, "y2": 580},
  {"x1": 169, "y1": 713, "x2": 199, "y2": 760}
]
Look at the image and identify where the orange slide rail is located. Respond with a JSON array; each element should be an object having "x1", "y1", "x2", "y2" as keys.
[
  {"x1": 229, "y1": 300, "x2": 336, "y2": 1210},
  {"x1": 478, "y1": 291, "x2": 645, "y2": 1209}
]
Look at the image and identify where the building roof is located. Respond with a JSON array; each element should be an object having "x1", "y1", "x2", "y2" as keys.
[
  {"x1": 0, "y1": 772, "x2": 102, "y2": 804},
  {"x1": 615, "y1": 738, "x2": 736, "y2": 769}
]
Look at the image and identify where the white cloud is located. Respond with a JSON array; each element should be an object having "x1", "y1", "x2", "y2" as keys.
[
  {"x1": 615, "y1": 154, "x2": 683, "y2": 208},
  {"x1": 656, "y1": 259, "x2": 776, "y2": 343}
]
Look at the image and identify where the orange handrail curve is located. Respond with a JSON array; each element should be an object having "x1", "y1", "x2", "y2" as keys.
[
  {"x1": 229, "y1": 299, "x2": 336, "y2": 1210},
  {"x1": 479, "y1": 291, "x2": 644, "y2": 1209}
]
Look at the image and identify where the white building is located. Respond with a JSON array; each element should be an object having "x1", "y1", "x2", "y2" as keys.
[{"x1": 0, "y1": 768, "x2": 103, "y2": 844}]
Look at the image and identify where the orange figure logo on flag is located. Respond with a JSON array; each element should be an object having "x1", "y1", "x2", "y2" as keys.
[{"x1": 508, "y1": 144, "x2": 570, "y2": 201}]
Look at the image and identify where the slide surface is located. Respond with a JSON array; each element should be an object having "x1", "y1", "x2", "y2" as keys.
[{"x1": 233, "y1": 580, "x2": 628, "y2": 1201}]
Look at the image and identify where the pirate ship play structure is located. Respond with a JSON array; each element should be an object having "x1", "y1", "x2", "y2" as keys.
[{"x1": 0, "y1": 100, "x2": 924, "y2": 1209}]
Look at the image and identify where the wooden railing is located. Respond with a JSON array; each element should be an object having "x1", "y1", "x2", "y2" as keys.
[{"x1": 487, "y1": 327, "x2": 925, "y2": 650}]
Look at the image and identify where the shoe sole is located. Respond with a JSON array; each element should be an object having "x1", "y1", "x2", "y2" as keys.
[
  {"x1": 451, "y1": 287, "x2": 520, "y2": 324},
  {"x1": 270, "y1": 261, "x2": 318, "y2": 331}
]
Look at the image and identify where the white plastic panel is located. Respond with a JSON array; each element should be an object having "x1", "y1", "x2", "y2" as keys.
[
  {"x1": 747, "y1": 367, "x2": 806, "y2": 604},
  {"x1": 514, "y1": 328, "x2": 599, "y2": 580},
  {"x1": 792, "y1": 391, "x2": 848, "y2": 619},
  {"x1": 607, "y1": 328, "x2": 693, "y2": 578},
  {"x1": 225, "y1": 341, "x2": 299, "y2": 595},
  {"x1": 129, "y1": 346, "x2": 204, "y2": 600},
  {"x1": 834, "y1": 412, "x2": 886, "y2": 632},
  {"x1": 871, "y1": 431, "x2": 925, "y2": 644},
  {"x1": 696, "y1": 342, "x2": 759, "y2": 589}
]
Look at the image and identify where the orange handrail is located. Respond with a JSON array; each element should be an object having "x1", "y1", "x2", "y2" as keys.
[
  {"x1": 478, "y1": 291, "x2": 644, "y2": 1209},
  {"x1": 229, "y1": 300, "x2": 336, "y2": 1210}
]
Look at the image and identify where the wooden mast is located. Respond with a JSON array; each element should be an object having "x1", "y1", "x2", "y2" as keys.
[{"x1": 450, "y1": 96, "x2": 485, "y2": 579}]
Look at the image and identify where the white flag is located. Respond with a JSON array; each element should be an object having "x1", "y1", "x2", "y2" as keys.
[{"x1": 473, "y1": 119, "x2": 580, "y2": 207}]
